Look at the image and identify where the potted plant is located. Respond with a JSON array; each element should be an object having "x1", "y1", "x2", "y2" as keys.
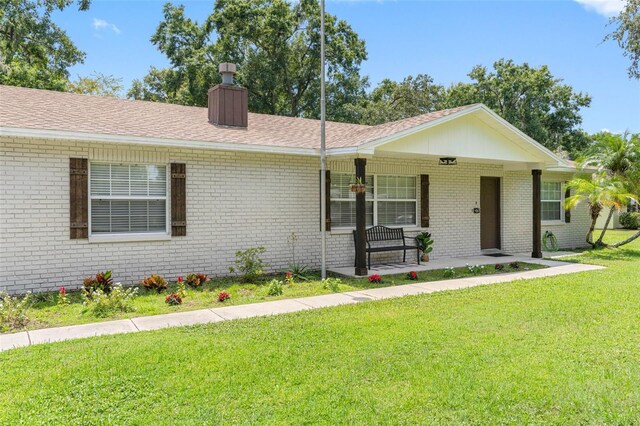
[
  {"x1": 415, "y1": 231, "x2": 434, "y2": 262},
  {"x1": 350, "y1": 177, "x2": 366, "y2": 193}
]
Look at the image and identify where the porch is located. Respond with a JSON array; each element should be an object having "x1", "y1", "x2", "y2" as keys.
[{"x1": 328, "y1": 251, "x2": 577, "y2": 278}]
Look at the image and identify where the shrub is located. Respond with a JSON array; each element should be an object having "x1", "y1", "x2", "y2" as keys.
[
  {"x1": 509, "y1": 261, "x2": 520, "y2": 270},
  {"x1": 466, "y1": 264, "x2": 485, "y2": 275},
  {"x1": 229, "y1": 247, "x2": 268, "y2": 283},
  {"x1": 495, "y1": 263, "x2": 505, "y2": 271},
  {"x1": 288, "y1": 263, "x2": 311, "y2": 281},
  {"x1": 322, "y1": 278, "x2": 342, "y2": 292},
  {"x1": 83, "y1": 270, "x2": 113, "y2": 294},
  {"x1": 443, "y1": 267, "x2": 456, "y2": 278},
  {"x1": 406, "y1": 271, "x2": 418, "y2": 281},
  {"x1": 165, "y1": 293, "x2": 182, "y2": 306},
  {"x1": 619, "y1": 212, "x2": 640, "y2": 229},
  {"x1": 267, "y1": 279, "x2": 283, "y2": 296},
  {"x1": 0, "y1": 292, "x2": 32, "y2": 332},
  {"x1": 83, "y1": 284, "x2": 137, "y2": 318},
  {"x1": 284, "y1": 272, "x2": 295, "y2": 287},
  {"x1": 141, "y1": 274, "x2": 168, "y2": 293},
  {"x1": 368, "y1": 274, "x2": 382, "y2": 283},
  {"x1": 218, "y1": 292, "x2": 231, "y2": 302},
  {"x1": 185, "y1": 273, "x2": 209, "y2": 288},
  {"x1": 176, "y1": 277, "x2": 187, "y2": 298},
  {"x1": 57, "y1": 287, "x2": 70, "y2": 305}
]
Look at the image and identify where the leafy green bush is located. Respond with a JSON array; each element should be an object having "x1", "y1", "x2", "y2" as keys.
[
  {"x1": 416, "y1": 232, "x2": 434, "y2": 255},
  {"x1": 619, "y1": 212, "x2": 640, "y2": 229},
  {"x1": 322, "y1": 278, "x2": 342, "y2": 292},
  {"x1": 229, "y1": 247, "x2": 268, "y2": 283},
  {"x1": 83, "y1": 284, "x2": 138, "y2": 317},
  {"x1": 83, "y1": 270, "x2": 113, "y2": 294},
  {"x1": 0, "y1": 292, "x2": 32, "y2": 332},
  {"x1": 267, "y1": 279, "x2": 283, "y2": 296},
  {"x1": 443, "y1": 267, "x2": 456, "y2": 278}
]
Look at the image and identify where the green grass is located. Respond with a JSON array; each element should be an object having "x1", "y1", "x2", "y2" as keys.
[
  {"x1": 1, "y1": 231, "x2": 639, "y2": 424},
  {"x1": 11, "y1": 261, "x2": 543, "y2": 332}
]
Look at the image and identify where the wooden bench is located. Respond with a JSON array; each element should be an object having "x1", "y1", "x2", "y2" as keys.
[{"x1": 353, "y1": 226, "x2": 420, "y2": 269}]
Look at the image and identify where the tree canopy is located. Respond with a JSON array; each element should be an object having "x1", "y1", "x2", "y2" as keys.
[
  {"x1": 606, "y1": 0, "x2": 640, "y2": 79},
  {"x1": 0, "y1": 0, "x2": 90, "y2": 90},
  {"x1": 128, "y1": 0, "x2": 368, "y2": 122},
  {"x1": 67, "y1": 72, "x2": 123, "y2": 97},
  {"x1": 444, "y1": 59, "x2": 592, "y2": 155}
]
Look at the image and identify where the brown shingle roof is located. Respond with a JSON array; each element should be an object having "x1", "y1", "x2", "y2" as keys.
[{"x1": 0, "y1": 85, "x2": 476, "y2": 150}]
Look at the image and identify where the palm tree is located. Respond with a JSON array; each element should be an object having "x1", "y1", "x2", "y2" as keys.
[
  {"x1": 580, "y1": 131, "x2": 640, "y2": 244},
  {"x1": 565, "y1": 174, "x2": 635, "y2": 248},
  {"x1": 607, "y1": 170, "x2": 640, "y2": 248}
]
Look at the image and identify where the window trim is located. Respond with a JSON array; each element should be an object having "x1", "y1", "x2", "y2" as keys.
[
  {"x1": 541, "y1": 180, "x2": 565, "y2": 224},
  {"x1": 330, "y1": 173, "x2": 419, "y2": 229},
  {"x1": 88, "y1": 161, "x2": 171, "y2": 242}
]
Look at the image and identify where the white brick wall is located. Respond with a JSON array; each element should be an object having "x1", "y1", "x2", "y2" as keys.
[{"x1": 0, "y1": 137, "x2": 589, "y2": 293}]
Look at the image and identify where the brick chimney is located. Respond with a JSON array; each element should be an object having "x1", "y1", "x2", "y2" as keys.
[{"x1": 208, "y1": 63, "x2": 248, "y2": 128}]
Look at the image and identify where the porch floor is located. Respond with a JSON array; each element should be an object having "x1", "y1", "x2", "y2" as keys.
[{"x1": 328, "y1": 251, "x2": 580, "y2": 278}]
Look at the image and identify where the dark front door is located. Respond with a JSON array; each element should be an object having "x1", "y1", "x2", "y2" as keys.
[{"x1": 480, "y1": 177, "x2": 501, "y2": 250}]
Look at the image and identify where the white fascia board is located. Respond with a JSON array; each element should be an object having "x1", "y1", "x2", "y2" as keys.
[
  {"x1": 476, "y1": 106, "x2": 568, "y2": 166},
  {"x1": 0, "y1": 127, "x2": 319, "y2": 157},
  {"x1": 352, "y1": 104, "x2": 568, "y2": 168}
]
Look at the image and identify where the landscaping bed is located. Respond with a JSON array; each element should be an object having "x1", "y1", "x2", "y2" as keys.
[{"x1": 1, "y1": 261, "x2": 544, "y2": 333}]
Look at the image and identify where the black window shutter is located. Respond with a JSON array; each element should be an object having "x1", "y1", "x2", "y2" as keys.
[
  {"x1": 564, "y1": 183, "x2": 571, "y2": 223},
  {"x1": 320, "y1": 170, "x2": 331, "y2": 231},
  {"x1": 70, "y1": 158, "x2": 88, "y2": 239},
  {"x1": 420, "y1": 174, "x2": 430, "y2": 228},
  {"x1": 171, "y1": 163, "x2": 187, "y2": 236}
]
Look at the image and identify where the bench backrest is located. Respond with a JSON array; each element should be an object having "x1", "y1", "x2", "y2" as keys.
[{"x1": 365, "y1": 226, "x2": 405, "y2": 242}]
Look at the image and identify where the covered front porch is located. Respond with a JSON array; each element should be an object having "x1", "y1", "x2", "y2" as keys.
[
  {"x1": 328, "y1": 251, "x2": 578, "y2": 278},
  {"x1": 324, "y1": 104, "x2": 571, "y2": 276}
]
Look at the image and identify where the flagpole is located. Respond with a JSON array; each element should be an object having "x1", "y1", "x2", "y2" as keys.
[{"x1": 320, "y1": 0, "x2": 327, "y2": 279}]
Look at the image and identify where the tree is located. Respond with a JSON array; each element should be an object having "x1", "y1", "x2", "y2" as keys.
[
  {"x1": 444, "y1": 59, "x2": 592, "y2": 157},
  {"x1": 67, "y1": 72, "x2": 123, "y2": 97},
  {"x1": 344, "y1": 74, "x2": 446, "y2": 125},
  {"x1": 128, "y1": 0, "x2": 368, "y2": 122},
  {"x1": 608, "y1": 169, "x2": 640, "y2": 248},
  {"x1": 606, "y1": 0, "x2": 640, "y2": 79},
  {"x1": 0, "y1": 0, "x2": 90, "y2": 91},
  {"x1": 565, "y1": 174, "x2": 634, "y2": 247},
  {"x1": 580, "y1": 131, "x2": 640, "y2": 244}
]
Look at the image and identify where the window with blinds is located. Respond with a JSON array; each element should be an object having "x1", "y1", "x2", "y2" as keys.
[
  {"x1": 330, "y1": 173, "x2": 417, "y2": 228},
  {"x1": 90, "y1": 163, "x2": 168, "y2": 234},
  {"x1": 541, "y1": 181, "x2": 563, "y2": 221}
]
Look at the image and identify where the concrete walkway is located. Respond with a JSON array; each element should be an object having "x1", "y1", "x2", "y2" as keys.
[{"x1": 0, "y1": 262, "x2": 604, "y2": 353}]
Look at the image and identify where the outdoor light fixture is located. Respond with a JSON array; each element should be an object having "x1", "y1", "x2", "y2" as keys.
[{"x1": 439, "y1": 157, "x2": 458, "y2": 166}]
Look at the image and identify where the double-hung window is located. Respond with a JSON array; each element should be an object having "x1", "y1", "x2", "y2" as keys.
[
  {"x1": 330, "y1": 173, "x2": 417, "y2": 228},
  {"x1": 541, "y1": 181, "x2": 563, "y2": 221},
  {"x1": 90, "y1": 163, "x2": 168, "y2": 235}
]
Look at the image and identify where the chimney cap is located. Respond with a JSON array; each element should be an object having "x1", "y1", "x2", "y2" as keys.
[{"x1": 219, "y1": 63, "x2": 237, "y2": 74}]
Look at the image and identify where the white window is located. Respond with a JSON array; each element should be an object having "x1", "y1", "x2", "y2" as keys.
[
  {"x1": 541, "y1": 181, "x2": 563, "y2": 221},
  {"x1": 330, "y1": 173, "x2": 417, "y2": 228},
  {"x1": 90, "y1": 163, "x2": 168, "y2": 235}
]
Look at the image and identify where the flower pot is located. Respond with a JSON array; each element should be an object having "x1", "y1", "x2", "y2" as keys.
[
  {"x1": 350, "y1": 184, "x2": 366, "y2": 193},
  {"x1": 421, "y1": 254, "x2": 430, "y2": 262}
]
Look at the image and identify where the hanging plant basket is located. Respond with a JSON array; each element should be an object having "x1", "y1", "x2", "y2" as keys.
[{"x1": 350, "y1": 183, "x2": 366, "y2": 193}]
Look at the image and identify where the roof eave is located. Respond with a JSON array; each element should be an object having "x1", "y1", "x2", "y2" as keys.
[{"x1": 0, "y1": 126, "x2": 320, "y2": 157}]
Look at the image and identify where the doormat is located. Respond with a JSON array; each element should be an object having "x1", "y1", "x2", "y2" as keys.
[{"x1": 484, "y1": 253, "x2": 512, "y2": 257}]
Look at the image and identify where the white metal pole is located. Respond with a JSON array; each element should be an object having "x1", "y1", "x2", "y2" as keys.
[{"x1": 320, "y1": 0, "x2": 327, "y2": 279}]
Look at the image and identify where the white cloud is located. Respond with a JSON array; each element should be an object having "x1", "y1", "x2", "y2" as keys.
[
  {"x1": 92, "y1": 18, "x2": 121, "y2": 34},
  {"x1": 574, "y1": 0, "x2": 625, "y2": 17}
]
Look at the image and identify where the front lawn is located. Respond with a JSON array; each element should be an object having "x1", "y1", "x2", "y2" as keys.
[
  {"x1": 1, "y1": 231, "x2": 638, "y2": 424},
  {"x1": 6, "y1": 261, "x2": 543, "y2": 332}
]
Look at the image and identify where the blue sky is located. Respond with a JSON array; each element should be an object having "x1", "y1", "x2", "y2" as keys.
[{"x1": 53, "y1": 0, "x2": 639, "y2": 134}]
